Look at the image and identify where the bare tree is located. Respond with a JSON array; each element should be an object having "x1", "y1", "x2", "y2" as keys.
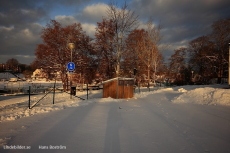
[
  {"x1": 169, "y1": 47, "x2": 188, "y2": 84},
  {"x1": 188, "y1": 36, "x2": 215, "y2": 78},
  {"x1": 123, "y1": 29, "x2": 144, "y2": 77},
  {"x1": 210, "y1": 18, "x2": 230, "y2": 81},
  {"x1": 106, "y1": 1, "x2": 139, "y2": 76},
  {"x1": 35, "y1": 20, "x2": 95, "y2": 91},
  {"x1": 146, "y1": 19, "x2": 164, "y2": 83},
  {"x1": 172, "y1": 18, "x2": 230, "y2": 84},
  {"x1": 94, "y1": 18, "x2": 116, "y2": 79},
  {"x1": 6, "y1": 58, "x2": 19, "y2": 72},
  {"x1": 134, "y1": 19, "x2": 164, "y2": 83}
]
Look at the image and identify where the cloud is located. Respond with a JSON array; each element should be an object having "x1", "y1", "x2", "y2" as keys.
[
  {"x1": 133, "y1": 0, "x2": 229, "y2": 27},
  {"x1": 55, "y1": 15, "x2": 96, "y2": 37},
  {"x1": 82, "y1": 23, "x2": 96, "y2": 37},
  {"x1": 0, "y1": 23, "x2": 43, "y2": 56},
  {"x1": 1, "y1": 0, "x2": 229, "y2": 64},
  {"x1": 130, "y1": 0, "x2": 230, "y2": 59},
  {"x1": 0, "y1": 54, "x2": 36, "y2": 64},
  {"x1": 0, "y1": 1, "x2": 49, "y2": 27},
  {"x1": 55, "y1": 15, "x2": 79, "y2": 26},
  {"x1": 0, "y1": 1, "x2": 110, "y2": 64},
  {"x1": 76, "y1": 3, "x2": 108, "y2": 23},
  {"x1": 0, "y1": 0, "x2": 93, "y2": 64},
  {"x1": 131, "y1": 0, "x2": 230, "y2": 29}
]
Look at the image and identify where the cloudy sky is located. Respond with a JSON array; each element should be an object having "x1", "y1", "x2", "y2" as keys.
[{"x1": 0, "y1": 0, "x2": 230, "y2": 65}]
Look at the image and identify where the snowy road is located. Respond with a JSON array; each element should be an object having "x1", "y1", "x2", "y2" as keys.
[{"x1": 1, "y1": 89, "x2": 230, "y2": 153}]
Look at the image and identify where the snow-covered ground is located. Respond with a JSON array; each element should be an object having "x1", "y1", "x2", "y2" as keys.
[
  {"x1": 136, "y1": 84, "x2": 230, "y2": 106},
  {"x1": 1, "y1": 84, "x2": 229, "y2": 122},
  {"x1": 0, "y1": 89, "x2": 103, "y2": 122},
  {"x1": 0, "y1": 84, "x2": 230, "y2": 152}
]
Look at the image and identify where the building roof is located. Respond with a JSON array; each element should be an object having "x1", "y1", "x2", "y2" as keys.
[{"x1": 102, "y1": 77, "x2": 134, "y2": 84}]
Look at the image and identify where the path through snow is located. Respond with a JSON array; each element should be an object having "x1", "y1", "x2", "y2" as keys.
[{"x1": 0, "y1": 84, "x2": 230, "y2": 152}]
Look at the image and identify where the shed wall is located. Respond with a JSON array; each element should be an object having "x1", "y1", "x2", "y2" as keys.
[
  {"x1": 103, "y1": 79, "x2": 134, "y2": 99},
  {"x1": 103, "y1": 80, "x2": 117, "y2": 98}
]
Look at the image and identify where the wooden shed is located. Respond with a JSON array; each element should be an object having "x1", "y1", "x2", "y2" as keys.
[{"x1": 103, "y1": 77, "x2": 134, "y2": 99}]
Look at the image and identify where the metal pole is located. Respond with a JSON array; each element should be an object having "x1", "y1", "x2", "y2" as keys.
[
  {"x1": 11, "y1": 82, "x2": 12, "y2": 94},
  {"x1": 71, "y1": 48, "x2": 72, "y2": 63},
  {"x1": 123, "y1": 80, "x2": 125, "y2": 98},
  {"x1": 68, "y1": 42, "x2": 75, "y2": 99},
  {"x1": 18, "y1": 81, "x2": 20, "y2": 93},
  {"x1": 70, "y1": 48, "x2": 72, "y2": 99},
  {"x1": 138, "y1": 81, "x2": 140, "y2": 93},
  {"x1": 229, "y1": 43, "x2": 230, "y2": 86},
  {"x1": 148, "y1": 82, "x2": 150, "y2": 92},
  {"x1": 116, "y1": 78, "x2": 119, "y2": 99},
  {"x1": 87, "y1": 83, "x2": 88, "y2": 100},
  {"x1": 53, "y1": 75, "x2": 56, "y2": 104},
  {"x1": 28, "y1": 86, "x2": 31, "y2": 109},
  {"x1": 127, "y1": 83, "x2": 129, "y2": 98}
]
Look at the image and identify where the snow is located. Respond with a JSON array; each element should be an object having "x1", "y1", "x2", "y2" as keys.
[
  {"x1": 134, "y1": 84, "x2": 230, "y2": 106},
  {"x1": 0, "y1": 81, "x2": 62, "y2": 91},
  {"x1": 0, "y1": 90, "x2": 101, "y2": 122},
  {"x1": 1, "y1": 84, "x2": 229, "y2": 122},
  {"x1": 172, "y1": 86, "x2": 230, "y2": 106},
  {"x1": 102, "y1": 77, "x2": 134, "y2": 84},
  {"x1": 0, "y1": 84, "x2": 230, "y2": 152},
  {"x1": 0, "y1": 72, "x2": 18, "y2": 80}
]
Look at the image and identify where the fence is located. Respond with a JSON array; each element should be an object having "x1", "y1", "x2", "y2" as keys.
[
  {"x1": 134, "y1": 82, "x2": 167, "y2": 93},
  {"x1": 28, "y1": 86, "x2": 85, "y2": 109},
  {"x1": 0, "y1": 81, "x2": 62, "y2": 94},
  {"x1": 28, "y1": 86, "x2": 55, "y2": 109}
]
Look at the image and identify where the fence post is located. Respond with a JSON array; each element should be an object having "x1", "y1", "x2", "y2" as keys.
[
  {"x1": 87, "y1": 83, "x2": 88, "y2": 100},
  {"x1": 138, "y1": 82, "x2": 140, "y2": 93},
  {"x1": 28, "y1": 86, "x2": 31, "y2": 109},
  {"x1": 53, "y1": 78, "x2": 56, "y2": 104},
  {"x1": 11, "y1": 82, "x2": 12, "y2": 94}
]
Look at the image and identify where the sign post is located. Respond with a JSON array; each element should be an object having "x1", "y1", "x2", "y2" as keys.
[
  {"x1": 28, "y1": 86, "x2": 31, "y2": 109},
  {"x1": 67, "y1": 62, "x2": 75, "y2": 71},
  {"x1": 67, "y1": 42, "x2": 75, "y2": 98},
  {"x1": 67, "y1": 62, "x2": 75, "y2": 99}
]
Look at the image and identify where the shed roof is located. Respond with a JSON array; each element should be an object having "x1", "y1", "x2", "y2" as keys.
[{"x1": 102, "y1": 77, "x2": 134, "y2": 84}]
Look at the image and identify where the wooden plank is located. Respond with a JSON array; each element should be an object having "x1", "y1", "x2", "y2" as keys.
[{"x1": 103, "y1": 79, "x2": 134, "y2": 99}]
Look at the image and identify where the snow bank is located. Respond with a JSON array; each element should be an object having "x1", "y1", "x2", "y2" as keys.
[
  {"x1": 134, "y1": 85, "x2": 230, "y2": 107},
  {"x1": 0, "y1": 90, "x2": 127, "y2": 122},
  {"x1": 0, "y1": 93, "x2": 81, "y2": 122},
  {"x1": 134, "y1": 87, "x2": 173, "y2": 99},
  {"x1": 177, "y1": 88, "x2": 187, "y2": 93},
  {"x1": 172, "y1": 87, "x2": 230, "y2": 106}
]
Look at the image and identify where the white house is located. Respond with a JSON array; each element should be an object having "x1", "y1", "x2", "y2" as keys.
[{"x1": 31, "y1": 69, "x2": 48, "y2": 81}]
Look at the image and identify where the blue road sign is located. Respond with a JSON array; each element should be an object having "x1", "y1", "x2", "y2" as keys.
[{"x1": 67, "y1": 62, "x2": 75, "y2": 71}]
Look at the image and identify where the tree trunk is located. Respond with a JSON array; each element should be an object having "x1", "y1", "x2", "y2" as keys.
[
  {"x1": 153, "y1": 62, "x2": 157, "y2": 83},
  {"x1": 147, "y1": 65, "x2": 150, "y2": 84},
  {"x1": 61, "y1": 73, "x2": 68, "y2": 91}
]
